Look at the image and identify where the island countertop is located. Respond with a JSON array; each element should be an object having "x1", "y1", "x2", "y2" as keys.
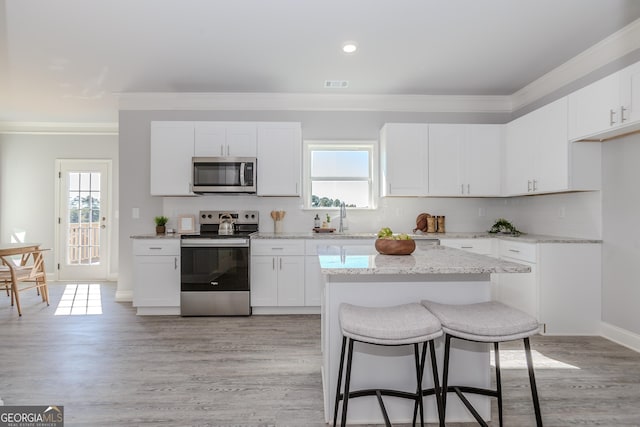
[{"x1": 319, "y1": 245, "x2": 531, "y2": 275}]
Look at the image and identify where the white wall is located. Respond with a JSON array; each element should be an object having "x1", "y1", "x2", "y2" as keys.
[
  {"x1": 602, "y1": 132, "x2": 640, "y2": 336},
  {"x1": 0, "y1": 133, "x2": 119, "y2": 278}
]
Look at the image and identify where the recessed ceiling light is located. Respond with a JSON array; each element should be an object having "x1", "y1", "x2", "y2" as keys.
[{"x1": 342, "y1": 41, "x2": 358, "y2": 54}]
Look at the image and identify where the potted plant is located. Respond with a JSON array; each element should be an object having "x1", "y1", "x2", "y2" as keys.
[
  {"x1": 488, "y1": 218, "x2": 522, "y2": 236},
  {"x1": 154, "y1": 216, "x2": 168, "y2": 235}
]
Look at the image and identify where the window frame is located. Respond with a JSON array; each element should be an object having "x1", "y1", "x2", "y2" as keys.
[{"x1": 303, "y1": 140, "x2": 378, "y2": 210}]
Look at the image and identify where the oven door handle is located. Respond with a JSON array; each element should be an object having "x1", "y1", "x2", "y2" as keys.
[
  {"x1": 240, "y1": 162, "x2": 246, "y2": 187},
  {"x1": 181, "y1": 239, "x2": 249, "y2": 248}
]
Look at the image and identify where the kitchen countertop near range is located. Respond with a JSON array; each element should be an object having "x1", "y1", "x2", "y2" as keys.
[{"x1": 251, "y1": 231, "x2": 601, "y2": 243}]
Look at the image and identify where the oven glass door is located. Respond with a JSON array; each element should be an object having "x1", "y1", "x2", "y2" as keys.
[{"x1": 181, "y1": 244, "x2": 249, "y2": 292}]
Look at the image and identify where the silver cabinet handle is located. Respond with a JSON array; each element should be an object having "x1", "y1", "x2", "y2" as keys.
[
  {"x1": 527, "y1": 180, "x2": 532, "y2": 192},
  {"x1": 149, "y1": 247, "x2": 162, "y2": 250},
  {"x1": 509, "y1": 249, "x2": 521, "y2": 253},
  {"x1": 220, "y1": 145, "x2": 224, "y2": 156},
  {"x1": 272, "y1": 258, "x2": 275, "y2": 270},
  {"x1": 461, "y1": 184, "x2": 464, "y2": 194},
  {"x1": 174, "y1": 257, "x2": 177, "y2": 270},
  {"x1": 610, "y1": 109, "x2": 617, "y2": 126},
  {"x1": 621, "y1": 106, "x2": 628, "y2": 123},
  {"x1": 533, "y1": 179, "x2": 538, "y2": 191},
  {"x1": 461, "y1": 246, "x2": 473, "y2": 249},
  {"x1": 271, "y1": 247, "x2": 284, "y2": 250},
  {"x1": 226, "y1": 145, "x2": 230, "y2": 156},
  {"x1": 279, "y1": 258, "x2": 282, "y2": 270},
  {"x1": 467, "y1": 183, "x2": 470, "y2": 194}
]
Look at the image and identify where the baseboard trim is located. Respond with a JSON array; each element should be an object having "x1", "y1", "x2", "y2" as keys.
[
  {"x1": 600, "y1": 322, "x2": 640, "y2": 353},
  {"x1": 115, "y1": 290, "x2": 133, "y2": 302}
]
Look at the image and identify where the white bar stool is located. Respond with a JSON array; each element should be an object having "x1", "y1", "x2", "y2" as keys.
[
  {"x1": 333, "y1": 303, "x2": 444, "y2": 427},
  {"x1": 421, "y1": 300, "x2": 543, "y2": 427}
]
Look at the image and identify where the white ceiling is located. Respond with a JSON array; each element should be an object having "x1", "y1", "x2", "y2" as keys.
[{"x1": 2, "y1": 0, "x2": 640, "y2": 124}]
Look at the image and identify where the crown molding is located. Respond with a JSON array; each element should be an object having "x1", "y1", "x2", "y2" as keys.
[
  {"x1": 0, "y1": 121, "x2": 118, "y2": 135},
  {"x1": 117, "y1": 92, "x2": 513, "y2": 114},
  {"x1": 511, "y1": 17, "x2": 640, "y2": 111}
]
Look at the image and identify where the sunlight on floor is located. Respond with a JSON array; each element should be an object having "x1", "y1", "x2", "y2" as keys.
[
  {"x1": 54, "y1": 284, "x2": 103, "y2": 315},
  {"x1": 491, "y1": 349, "x2": 580, "y2": 370}
]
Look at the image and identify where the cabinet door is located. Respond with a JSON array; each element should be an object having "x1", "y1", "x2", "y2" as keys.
[
  {"x1": 494, "y1": 261, "x2": 538, "y2": 320},
  {"x1": 620, "y1": 61, "x2": 640, "y2": 124},
  {"x1": 226, "y1": 123, "x2": 257, "y2": 157},
  {"x1": 568, "y1": 72, "x2": 620, "y2": 140},
  {"x1": 530, "y1": 97, "x2": 569, "y2": 193},
  {"x1": 194, "y1": 122, "x2": 226, "y2": 156},
  {"x1": 250, "y1": 256, "x2": 278, "y2": 306},
  {"x1": 150, "y1": 122, "x2": 194, "y2": 196},
  {"x1": 277, "y1": 256, "x2": 305, "y2": 306},
  {"x1": 504, "y1": 116, "x2": 533, "y2": 195},
  {"x1": 428, "y1": 124, "x2": 463, "y2": 196},
  {"x1": 133, "y1": 255, "x2": 180, "y2": 307},
  {"x1": 380, "y1": 123, "x2": 428, "y2": 196},
  {"x1": 464, "y1": 125, "x2": 502, "y2": 196},
  {"x1": 257, "y1": 123, "x2": 302, "y2": 196}
]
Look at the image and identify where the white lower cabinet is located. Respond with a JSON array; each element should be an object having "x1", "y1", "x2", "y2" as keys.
[
  {"x1": 250, "y1": 239, "x2": 305, "y2": 307},
  {"x1": 493, "y1": 240, "x2": 601, "y2": 335},
  {"x1": 132, "y1": 239, "x2": 180, "y2": 315}
]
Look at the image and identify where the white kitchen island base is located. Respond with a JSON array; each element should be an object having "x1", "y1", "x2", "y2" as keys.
[{"x1": 322, "y1": 273, "x2": 493, "y2": 424}]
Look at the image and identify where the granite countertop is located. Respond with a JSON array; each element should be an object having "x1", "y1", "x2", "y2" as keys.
[
  {"x1": 319, "y1": 245, "x2": 532, "y2": 275},
  {"x1": 251, "y1": 231, "x2": 601, "y2": 243}
]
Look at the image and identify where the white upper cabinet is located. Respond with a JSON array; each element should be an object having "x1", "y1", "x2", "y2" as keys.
[
  {"x1": 380, "y1": 123, "x2": 429, "y2": 196},
  {"x1": 619, "y1": 60, "x2": 640, "y2": 124},
  {"x1": 505, "y1": 97, "x2": 601, "y2": 196},
  {"x1": 256, "y1": 122, "x2": 302, "y2": 196},
  {"x1": 569, "y1": 60, "x2": 640, "y2": 141},
  {"x1": 568, "y1": 72, "x2": 620, "y2": 141},
  {"x1": 150, "y1": 121, "x2": 195, "y2": 196},
  {"x1": 506, "y1": 98, "x2": 569, "y2": 195},
  {"x1": 429, "y1": 124, "x2": 502, "y2": 196},
  {"x1": 194, "y1": 122, "x2": 257, "y2": 157}
]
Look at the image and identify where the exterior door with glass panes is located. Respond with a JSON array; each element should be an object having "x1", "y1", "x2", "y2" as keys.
[{"x1": 57, "y1": 160, "x2": 110, "y2": 280}]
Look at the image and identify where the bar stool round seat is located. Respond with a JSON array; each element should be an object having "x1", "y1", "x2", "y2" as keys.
[
  {"x1": 421, "y1": 300, "x2": 543, "y2": 427},
  {"x1": 334, "y1": 303, "x2": 444, "y2": 427}
]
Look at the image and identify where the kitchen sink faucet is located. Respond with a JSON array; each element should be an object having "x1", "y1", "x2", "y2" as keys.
[{"x1": 339, "y1": 202, "x2": 347, "y2": 233}]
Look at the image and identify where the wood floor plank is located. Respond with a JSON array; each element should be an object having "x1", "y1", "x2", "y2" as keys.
[{"x1": 2, "y1": 283, "x2": 640, "y2": 426}]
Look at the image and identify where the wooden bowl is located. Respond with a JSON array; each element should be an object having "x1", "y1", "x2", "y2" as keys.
[{"x1": 375, "y1": 238, "x2": 416, "y2": 255}]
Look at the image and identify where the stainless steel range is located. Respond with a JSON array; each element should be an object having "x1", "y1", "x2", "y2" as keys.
[{"x1": 180, "y1": 210, "x2": 258, "y2": 316}]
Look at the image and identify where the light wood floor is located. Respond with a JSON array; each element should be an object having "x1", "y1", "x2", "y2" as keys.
[{"x1": 2, "y1": 283, "x2": 640, "y2": 426}]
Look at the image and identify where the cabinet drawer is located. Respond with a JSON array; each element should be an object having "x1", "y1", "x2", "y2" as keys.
[
  {"x1": 133, "y1": 239, "x2": 180, "y2": 256},
  {"x1": 499, "y1": 240, "x2": 537, "y2": 263},
  {"x1": 440, "y1": 238, "x2": 494, "y2": 255},
  {"x1": 251, "y1": 239, "x2": 305, "y2": 256}
]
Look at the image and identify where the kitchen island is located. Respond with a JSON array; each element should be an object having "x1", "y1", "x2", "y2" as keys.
[{"x1": 319, "y1": 244, "x2": 531, "y2": 424}]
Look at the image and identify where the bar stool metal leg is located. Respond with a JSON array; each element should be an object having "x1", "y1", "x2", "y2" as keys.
[
  {"x1": 429, "y1": 340, "x2": 445, "y2": 427},
  {"x1": 341, "y1": 338, "x2": 355, "y2": 427},
  {"x1": 333, "y1": 336, "x2": 348, "y2": 427},
  {"x1": 495, "y1": 342, "x2": 503, "y2": 427},
  {"x1": 524, "y1": 337, "x2": 543, "y2": 427}
]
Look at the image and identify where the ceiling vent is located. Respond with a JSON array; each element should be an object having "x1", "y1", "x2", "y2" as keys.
[{"x1": 324, "y1": 80, "x2": 349, "y2": 89}]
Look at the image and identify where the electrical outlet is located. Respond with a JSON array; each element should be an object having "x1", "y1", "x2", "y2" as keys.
[
  {"x1": 478, "y1": 207, "x2": 486, "y2": 217},
  {"x1": 132, "y1": 207, "x2": 140, "y2": 219},
  {"x1": 558, "y1": 207, "x2": 566, "y2": 219}
]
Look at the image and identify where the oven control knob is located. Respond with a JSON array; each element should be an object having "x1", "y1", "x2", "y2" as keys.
[
  {"x1": 245, "y1": 214, "x2": 249, "y2": 219},
  {"x1": 201, "y1": 214, "x2": 206, "y2": 219},
  {"x1": 207, "y1": 214, "x2": 212, "y2": 218}
]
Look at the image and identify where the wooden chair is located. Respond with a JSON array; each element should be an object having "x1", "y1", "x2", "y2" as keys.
[{"x1": 0, "y1": 248, "x2": 50, "y2": 316}]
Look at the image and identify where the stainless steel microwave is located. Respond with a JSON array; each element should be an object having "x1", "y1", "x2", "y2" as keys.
[{"x1": 192, "y1": 157, "x2": 257, "y2": 193}]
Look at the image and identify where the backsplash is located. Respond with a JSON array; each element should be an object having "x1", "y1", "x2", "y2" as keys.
[{"x1": 162, "y1": 192, "x2": 602, "y2": 238}]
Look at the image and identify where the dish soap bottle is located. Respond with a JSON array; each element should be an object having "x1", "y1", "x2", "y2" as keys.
[{"x1": 314, "y1": 214, "x2": 320, "y2": 229}]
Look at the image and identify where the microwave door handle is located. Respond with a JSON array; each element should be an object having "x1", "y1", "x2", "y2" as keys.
[{"x1": 240, "y1": 162, "x2": 246, "y2": 187}]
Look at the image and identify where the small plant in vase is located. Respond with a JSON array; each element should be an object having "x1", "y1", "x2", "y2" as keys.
[
  {"x1": 154, "y1": 216, "x2": 168, "y2": 235},
  {"x1": 488, "y1": 218, "x2": 522, "y2": 236}
]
